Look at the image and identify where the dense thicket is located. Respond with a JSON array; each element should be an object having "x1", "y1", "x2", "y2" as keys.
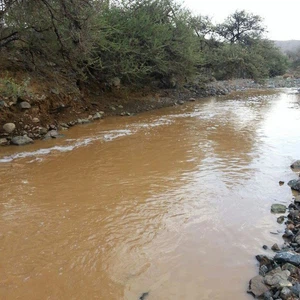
[{"x1": 0, "y1": 0, "x2": 288, "y2": 87}]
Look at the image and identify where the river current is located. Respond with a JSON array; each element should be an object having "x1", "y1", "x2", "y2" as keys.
[{"x1": 1, "y1": 89, "x2": 300, "y2": 299}]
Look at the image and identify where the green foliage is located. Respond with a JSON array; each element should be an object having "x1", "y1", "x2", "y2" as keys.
[
  {"x1": 89, "y1": 0, "x2": 201, "y2": 85},
  {"x1": 216, "y1": 10, "x2": 265, "y2": 44},
  {"x1": 0, "y1": 1, "x2": 289, "y2": 86},
  {"x1": 0, "y1": 75, "x2": 30, "y2": 101}
]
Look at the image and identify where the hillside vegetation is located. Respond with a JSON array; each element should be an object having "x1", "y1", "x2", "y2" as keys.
[{"x1": 0, "y1": 0, "x2": 288, "y2": 89}]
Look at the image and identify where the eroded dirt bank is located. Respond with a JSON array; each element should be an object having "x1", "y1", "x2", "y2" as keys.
[{"x1": 0, "y1": 75, "x2": 269, "y2": 145}]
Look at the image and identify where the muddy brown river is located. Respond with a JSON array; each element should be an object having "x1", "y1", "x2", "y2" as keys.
[{"x1": 1, "y1": 89, "x2": 300, "y2": 299}]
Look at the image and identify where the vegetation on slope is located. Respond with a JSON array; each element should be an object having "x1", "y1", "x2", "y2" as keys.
[{"x1": 0, "y1": 0, "x2": 288, "y2": 90}]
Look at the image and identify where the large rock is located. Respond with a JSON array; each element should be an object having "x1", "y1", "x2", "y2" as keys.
[
  {"x1": 264, "y1": 269, "x2": 290, "y2": 286},
  {"x1": 3, "y1": 123, "x2": 16, "y2": 133},
  {"x1": 45, "y1": 130, "x2": 59, "y2": 138},
  {"x1": 271, "y1": 204, "x2": 286, "y2": 214},
  {"x1": 291, "y1": 160, "x2": 300, "y2": 169},
  {"x1": 19, "y1": 101, "x2": 31, "y2": 109},
  {"x1": 11, "y1": 135, "x2": 33, "y2": 145},
  {"x1": 248, "y1": 275, "x2": 270, "y2": 297},
  {"x1": 274, "y1": 252, "x2": 300, "y2": 266},
  {"x1": 288, "y1": 179, "x2": 300, "y2": 191}
]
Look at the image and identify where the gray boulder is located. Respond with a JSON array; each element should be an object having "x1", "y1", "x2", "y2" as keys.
[
  {"x1": 274, "y1": 252, "x2": 300, "y2": 266},
  {"x1": 45, "y1": 130, "x2": 59, "y2": 138},
  {"x1": 288, "y1": 179, "x2": 300, "y2": 191},
  {"x1": 271, "y1": 204, "x2": 286, "y2": 214},
  {"x1": 3, "y1": 123, "x2": 16, "y2": 133},
  {"x1": 248, "y1": 275, "x2": 270, "y2": 298},
  {"x1": 11, "y1": 135, "x2": 33, "y2": 145},
  {"x1": 264, "y1": 270, "x2": 290, "y2": 286},
  {"x1": 291, "y1": 160, "x2": 300, "y2": 169}
]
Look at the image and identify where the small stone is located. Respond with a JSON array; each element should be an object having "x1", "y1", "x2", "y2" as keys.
[
  {"x1": 0, "y1": 100, "x2": 8, "y2": 107},
  {"x1": 277, "y1": 216, "x2": 285, "y2": 224},
  {"x1": 178, "y1": 100, "x2": 184, "y2": 105},
  {"x1": 283, "y1": 229, "x2": 294, "y2": 238},
  {"x1": 88, "y1": 115, "x2": 93, "y2": 120},
  {"x1": 279, "y1": 181, "x2": 284, "y2": 186},
  {"x1": 110, "y1": 106, "x2": 116, "y2": 111},
  {"x1": 60, "y1": 123, "x2": 69, "y2": 129},
  {"x1": 50, "y1": 88, "x2": 60, "y2": 95},
  {"x1": 39, "y1": 127, "x2": 48, "y2": 135},
  {"x1": 32, "y1": 117, "x2": 40, "y2": 123},
  {"x1": 291, "y1": 282, "x2": 300, "y2": 297},
  {"x1": 278, "y1": 280, "x2": 292, "y2": 288},
  {"x1": 11, "y1": 135, "x2": 33, "y2": 145},
  {"x1": 118, "y1": 105, "x2": 123, "y2": 109},
  {"x1": 19, "y1": 101, "x2": 31, "y2": 109},
  {"x1": 271, "y1": 204, "x2": 286, "y2": 214},
  {"x1": 280, "y1": 287, "x2": 292, "y2": 300},
  {"x1": 93, "y1": 112, "x2": 102, "y2": 120},
  {"x1": 263, "y1": 245, "x2": 268, "y2": 250},
  {"x1": 263, "y1": 290, "x2": 273, "y2": 300},
  {"x1": 0, "y1": 138, "x2": 8, "y2": 145},
  {"x1": 282, "y1": 263, "x2": 298, "y2": 275},
  {"x1": 271, "y1": 244, "x2": 280, "y2": 251},
  {"x1": 259, "y1": 265, "x2": 269, "y2": 276},
  {"x1": 189, "y1": 98, "x2": 196, "y2": 101},
  {"x1": 294, "y1": 235, "x2": 300, "y2": 245},
  {"x1": 294, "y1": 195, "x2": 300, "y2": 203},
  {"x1": 3, "y1": 123, "x2": 16, "y2": 133},
  {"x1": 49, "y1": 124, "x2": 56, "y2": 130}
]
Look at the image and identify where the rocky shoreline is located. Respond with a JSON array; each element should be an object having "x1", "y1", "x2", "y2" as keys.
[
  {"x1": 248, "y1": 161, "x2": 300, "y2": 299},
  {"x1": 1, "y1": 77, "x2": 300, "y2": 146}
]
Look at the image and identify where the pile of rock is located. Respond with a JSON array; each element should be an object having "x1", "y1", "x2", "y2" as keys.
[
  {"x1": 0, "y1": 111, "x2": 105, "y2": 146},
  {"x1": 248, "y1": 160, "x2": 300, "y2": 299}
]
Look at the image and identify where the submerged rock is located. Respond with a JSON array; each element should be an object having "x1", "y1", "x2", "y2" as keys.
[
  {"x1": 271, "y1": 204, "x2": 286, "y2": 214},
  {"x1": 11, "y1": 135, "x2": 33, "y2": 145}
]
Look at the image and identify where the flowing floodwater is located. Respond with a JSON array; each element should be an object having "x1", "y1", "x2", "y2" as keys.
[{"x1": 1, "y1": 89, "x2": 300, "y2": 299}]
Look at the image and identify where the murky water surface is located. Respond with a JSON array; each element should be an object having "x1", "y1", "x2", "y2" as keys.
[{"x1": 1, "y1": 89, "x2": 300, "y2": 299}]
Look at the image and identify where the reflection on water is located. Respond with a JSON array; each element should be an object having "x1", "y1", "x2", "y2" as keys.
[{"x1": 1, "y1": 89, "x2": 300, "y2": 299}]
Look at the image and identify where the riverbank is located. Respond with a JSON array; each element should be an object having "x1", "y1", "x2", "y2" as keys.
[
  {"x1": 0, "y1": 76, "x2": 299, "y2": 146},
  {"x1": 248, "y1": 162, "x2": 300, "y2": 299}
]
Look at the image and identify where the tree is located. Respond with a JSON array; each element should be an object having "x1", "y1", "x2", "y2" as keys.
[{"x1": 216, "y1": 10, "x2": 265, "y2": 44}]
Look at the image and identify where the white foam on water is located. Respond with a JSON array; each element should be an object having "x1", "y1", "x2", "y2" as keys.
[{"x1": 0, "y1": 129, "x2": 132, "y2": 163}]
